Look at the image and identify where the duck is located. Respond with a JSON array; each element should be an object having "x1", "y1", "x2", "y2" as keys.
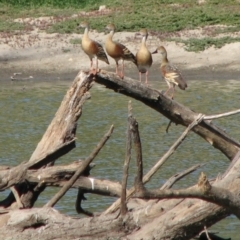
[
  {"x1": 105, "y1": 23, "x2": 137, "y2": 78},
  {"x1": 79, "y1": 21, "x2": 109, "y2": 74},
  {"x1": 152, "y1": 46, "x2": 187, "y2": 99},
  {"x1": 136, "y1": 28, "x2": 153, "y2": 84}
]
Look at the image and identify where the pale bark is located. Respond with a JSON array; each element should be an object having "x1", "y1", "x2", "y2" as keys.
[{"x1": 95, "y1": 70, "x2": 240, "y2": 160}]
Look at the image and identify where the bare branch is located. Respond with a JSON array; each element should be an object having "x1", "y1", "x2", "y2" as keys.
[
  {"x1": 131, "y1": 116, "x2": 144, "y2": 191},
  {"x1": 204, "y1": 108, "x2": 240, "y2": 120},
  {"x1": 103, "y1": 114, "x2": 204, "y2": 214},
  {"x1": 95, "y1": 70, "x2": 240, "y2": 159},
  {"x1": 135, "y1": 172, "x2": 240, "y2": 219},
  {"x1": 29, "y1": 71, "x2": 94, "y2": 167},
  {"x1": 160, "y1": 163, "x2": 205, "y2": 190},
  {"x1": 75, "y1": 189, "x2": 93, "y2": 216},
  {"x1": 121, "y1": 101, "x2": 132, "y2": 216},
  {"x1": 44, "y1": 125, "x2": 114, "y2": 208}
]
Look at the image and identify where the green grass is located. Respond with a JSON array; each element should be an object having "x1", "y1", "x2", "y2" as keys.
[
  {"x1": 1, "y1": 0, "x2": 240, "y2": 51},
  {"x1": 169, "y1": 36, "x2": 240, "y2": 52}
]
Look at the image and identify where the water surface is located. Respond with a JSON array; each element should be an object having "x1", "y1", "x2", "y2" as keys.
[{"x1": 0, "y1": 74, "x2": 239, "y2": 238}]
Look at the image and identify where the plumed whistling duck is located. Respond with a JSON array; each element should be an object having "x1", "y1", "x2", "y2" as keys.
[
  {"x1": 79, "y1": 21, "x2": 109, "y2": 74},
  {"x1": 136, "y1": 28, "x2": 153, "y2": 85},
  {"x1": 152, "y1": 46, "x2": 187, "y2": 99},
  {"x1": 105, "y1": 23, "x2": 137, "y2": 78}
]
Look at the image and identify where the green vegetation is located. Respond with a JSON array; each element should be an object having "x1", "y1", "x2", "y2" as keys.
[
  {"x1": 170, "y1": 36, "x2": 240, "y2": 52},
  {"x1": 0, "y1": 0, "x2": 99, "y2": 9},
  {"x1": 1, "y1": 0, "x2": 240, "y2": 51}
]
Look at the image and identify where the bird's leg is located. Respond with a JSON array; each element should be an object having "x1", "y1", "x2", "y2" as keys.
[
  {"x1": 94, "y1": 58, "x2": 99, "y2": 75},
  {"x1": 139, "y1": 72, "x2": 142, "y2": 83},
  {"x1": 171, "y1": 86, "x2": 176, "y2": 99},
  {"x1": 89, "y1": 59, "x2": 95, "y2": 74},
  {"x1": 115, "y1": 61, "x2": 119, "y2": 75},
  {"x1": 120, "y1": 60, "x2": 124, "y2": 79},
  {"x1": 90, "y1": 58, "x2": 98, "y2": 75},
  {"x1": 164, "y1": 86, "x2": 171, "y2": 97},
  {"x1": 145, "y1": 71, "x2": 149, "y2": 85}
]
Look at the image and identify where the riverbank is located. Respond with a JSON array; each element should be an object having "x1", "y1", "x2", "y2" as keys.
[{"x1": 1, "y1": 19, "x2": 240, "y2": 82}]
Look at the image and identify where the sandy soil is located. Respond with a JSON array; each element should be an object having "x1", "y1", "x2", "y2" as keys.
[{"x1": 0, "y1": 16, "x2": 240, "y2": 81}]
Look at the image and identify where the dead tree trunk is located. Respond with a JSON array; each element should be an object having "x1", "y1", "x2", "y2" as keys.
[{"x1": 0, "y1": 70, "x2": 240, "y2": 240}]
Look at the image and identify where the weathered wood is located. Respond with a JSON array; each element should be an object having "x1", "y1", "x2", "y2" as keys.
[
  {"x1": 135, "y1": 172, "x2": 240, "y2": 219},
  {"x1": 95, "y1": 70, "x2": 240, "y2": 160},
  {"x1": 121, "y1": 101, "x2": 132, "y2": 216},
  {"x1": 160, "y1": 163, "x2": 204, "y2": 190},
  {"x1": 44, "y1": 125, "x2": 114, "y2": 207},
  {"x1": 0, "y1": 71, "x2": 95, "y2": 208},
  {"x1": 104, "y1": 113, "x2": 205, "y2": 214},
  {"x1": 1, "y1": 70, "x2": 240, "y2": 240},
  {"x1": 131, "y1": 114, "x2": 144, "y2": 191},
  {"x1": 29, "y1": 71, "x2": 94, "y2": 167}
]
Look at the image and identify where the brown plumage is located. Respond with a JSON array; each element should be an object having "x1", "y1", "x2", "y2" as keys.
[
  {"x1": 136, "y1": 28, "x2": 153, "y2": 84},
  {"x1": 105, "y1": 23, "x2": 137, "y2": 78},
  {"x1": 79, "y1": 21, "x2": 109, "y2": 74},
  {"x1": 152, "y1": 46, "x2": 187, "y2": 98}
]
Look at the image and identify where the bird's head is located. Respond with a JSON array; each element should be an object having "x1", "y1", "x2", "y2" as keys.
[
  {"x1": 152, "y1": 46, "x2": 167, "y2": 56},
  {"x1": 139, "y1": 28, "x2": 148, "y2": 37},
  {"x1": 77, "y1": 21, "x2": 89, "y2": 29},
  {"x1": 105, "y1": 23, "x2": 116, "y2": 32}
]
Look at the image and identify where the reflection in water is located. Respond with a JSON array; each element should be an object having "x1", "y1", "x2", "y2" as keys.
[{"x1": 0, "y1": 76, "x2": 239, "y2": 238}]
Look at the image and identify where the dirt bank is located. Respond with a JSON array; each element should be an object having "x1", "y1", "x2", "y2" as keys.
[{"x1": 0, "y1": 18, "x2": 240, "y2": 81}]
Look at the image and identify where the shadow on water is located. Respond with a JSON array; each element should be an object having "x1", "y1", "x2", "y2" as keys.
[{"x1": 0, "y1": 69, "x2": 239, "y2": 238}]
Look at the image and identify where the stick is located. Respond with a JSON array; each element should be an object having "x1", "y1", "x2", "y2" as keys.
[
  {"x1": 160, "y1": 163, "x2": 205, "y2": 190},
  {"x1": 103, "y1": 114, "x2": 205, "y2": 215},
  {"x1": 131, "y1": 116, "x2": 144, "y2": 191},
  {"x1": 120, "y1": 101, "x2": 132, "y2": 216},
  {"x1": 10, "y1": 186, "x2": 23, "y2": 208},
  {"x1": 44, "y1": 125, "x2": 114, "y2": 208},
  {"x1": 75, "y1": 189, "x2": 93, "y2": 216},
  {"x1": 204, "y1": 226, "x2": 212, "y2": 240},
  {"x1": 204, "y1": 108, "x2": 240, "y2": 120}
]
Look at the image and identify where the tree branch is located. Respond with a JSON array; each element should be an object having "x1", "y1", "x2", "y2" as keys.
[
  {"x1": 95, "y1": 70, "x2": 240, "y2": 159},
  {"x1": 160, "y1": 163, "x2": 205, "y2": 190},
  {"x1": 44, "y1": 125, "x2": 114, "y2": 208},
  {"x1": 103, "y1": 114, "x2": 204, "y2": 214},
  {"x1": 135, "y1": 172, "x2": 240, "y2": 219},
  {"x1": 121, "y1": 101, "x2": 132, "y2": 216},
  {"x1": 204, "y1": 108, "x2": 240, "y2": 120}
]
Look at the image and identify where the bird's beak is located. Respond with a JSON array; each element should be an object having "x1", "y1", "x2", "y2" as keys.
[{"x1": 152, "y1": 49, "x2": 158, "y2": 54}]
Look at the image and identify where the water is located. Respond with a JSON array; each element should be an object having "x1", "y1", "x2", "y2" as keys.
[{"x1": 0, "y1": 74, "x2": 239, "y2": 238}]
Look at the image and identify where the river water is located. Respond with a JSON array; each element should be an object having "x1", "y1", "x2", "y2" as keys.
[{"x1": 0, "y1": 72, "x2": 239, "y2": 238}]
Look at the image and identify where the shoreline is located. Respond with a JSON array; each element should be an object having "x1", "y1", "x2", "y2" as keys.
[{"x1": 1, "y1": 28, "x2": 240, "y2": 82}]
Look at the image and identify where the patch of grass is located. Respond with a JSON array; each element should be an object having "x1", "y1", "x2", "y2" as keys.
[
  {"x1": 171, "y1": 36, "x2": 240, "y2": 52},
  {"x1": 69, "y1": 38, "x2": 81, "y2": 45},
  {"x1": 46, "y1": 0, "x2": 240, "y2": 34},
  {"x1": 1, "y1": 0, "x2": 240, "y2": 51},
  {"x1": 0, "y1": 21, "x2": 25, "y2": 32},
  {"x1": 0, "y1": 0, "x2": 90, "y2": 8},
  {"x1": 213, "y1": 25, "x2": 240, "y2": 35}
]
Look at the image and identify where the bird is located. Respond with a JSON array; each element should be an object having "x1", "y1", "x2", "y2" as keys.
[
  {"x1": 79, "y1": 21, "x2": 109, "y2": 74},
  {"x1": 152, "y1": 46, "x2": 187, "y2": 99},
  {"x1": 105, "y1": 23, "x2": 137, "y2": 78},
  {"x1": 136, "y1": 28, "x2": 153, "y2": 85}
]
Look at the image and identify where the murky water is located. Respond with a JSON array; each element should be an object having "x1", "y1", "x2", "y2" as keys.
[{"x1": 0, "y1": 73, "x2": 239, "y2": 238}]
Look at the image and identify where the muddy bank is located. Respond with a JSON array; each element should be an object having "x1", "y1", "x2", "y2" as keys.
[{"x1": 0, "y1": 24, "x2": 240, "y2": 82}]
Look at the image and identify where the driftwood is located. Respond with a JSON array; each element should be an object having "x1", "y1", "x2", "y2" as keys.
[{"x1": 0, "y1": 70, "x2": 240, "y2": 240}]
